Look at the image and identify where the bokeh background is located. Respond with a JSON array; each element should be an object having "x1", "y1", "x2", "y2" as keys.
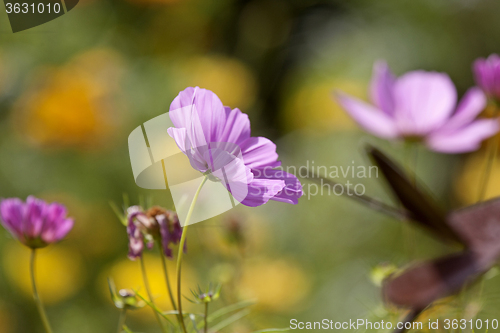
[{"x1": 1, "y1": 0, "x2": 500, "y2": 332}]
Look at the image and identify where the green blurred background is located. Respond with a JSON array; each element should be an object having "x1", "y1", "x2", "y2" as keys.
[{"x1": 1, "y1": 0, "x2": 500, "y2": 332}]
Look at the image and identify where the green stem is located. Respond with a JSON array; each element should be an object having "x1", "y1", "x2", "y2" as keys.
[
  {"x1": 204, "y1": 302, "x2": 209, "y2": 333},
  {"x1": 117, "y1": 309, "x2": 127, "y2": 333},
  {"x1": 176, "y1": 176, "x2": 208, "y2": 333},
  {"x1": 477, "y1": 133, "x2": 499, "y2": 202},
  {"x1": 403, "y1": 142, "x2": 418, "y2": 258},
  {"x1": 159, "y1": 246, "x2": 177, "y2": 311},
  {"x1": 30, "y1": 249, "x2": 53, "y2": 333},
  {"x1": 140, "y1": 256, "x2": 167, "y2": 333}
]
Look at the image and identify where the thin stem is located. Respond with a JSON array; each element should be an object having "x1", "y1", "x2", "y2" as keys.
[
  {"x1": 159, "y1": 246, "x2": 177, "y2": 311},
  {"x1": 477, "y1": 133, "x2": 499, "y2": 202},
  {"x1": 176, "y1": 176, "x2": 209, "y2": 333},
  {"x1": 304, "y1": 170, "x2": 409, "y2": 220},
  {"x1": 117, "y1": 309, "x2": 127, "y2": 333},
  {"x1": 30, "y1": 249, "x2": 53, "y2": 333},
  {"x1": 393, "y1": 309, "x2": 422, "y2": 333},
  {"x1": 140, "y1": 256, "x2": 167, "y2": 333},
  {"x1": 403, "y1": 143, "x2": 418, "y2": 259},
  {"x1": 204, "y1": 302, "x2": 209, "y2": 333}
]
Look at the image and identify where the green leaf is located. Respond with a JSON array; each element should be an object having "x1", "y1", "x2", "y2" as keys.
[
  {"x1": 251, "y1": 329, "x2": 290, "y2": 333},
  {"x1": 122, "y1": 325, "x2": 135, "y2": 333},
  {"x1": 209, "y1": 309, "x2": 251, "y2": 332},
  {"x1": 208, "y1": 299, "x2": 255, "y2": 322},
  {"x1": 134, "y1": 291, "x2": 175, "y2": 326}
]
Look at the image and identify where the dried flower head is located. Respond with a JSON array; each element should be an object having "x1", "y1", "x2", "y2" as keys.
[{"x1": 126, "y1": 205, "x2": 183, "y2": 260}]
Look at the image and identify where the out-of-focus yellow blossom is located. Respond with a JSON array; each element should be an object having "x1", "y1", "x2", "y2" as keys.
[
  {"x1": 238, "y1": 258, "x2": 310, "y2": 312},
  {"x1": 0, "y1": 301, "x2": 15, "y2": 333},
  {"x1": 174, "y1": 56, "x2": 257, "y2": 110},
  {"x1": 37, "y1": 193, "x2": 123, "y2": 257},
  {"x1": 282, "y1": 79, "x2": 365, "y2": 132},
  {"x1": 200, "y1": 212, "x2": 271, "y2": 257},
  {"x1": 370, "y1": 263, "x2": 398, "y2": 287},
  {"x1": 100, "y1": 254, "x2": 198, "y2": 321},
  {"x1": 456, "y1": 145, "x2": 500, "y2": 204},
  {"x1": 13, "y1": 49, "x2": 125, "y2": 149},
  {"x1": 3, "y1": 244, "x2": 85, "y2": 305}
]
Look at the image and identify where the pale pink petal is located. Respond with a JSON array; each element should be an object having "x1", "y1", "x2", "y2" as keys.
[
  {"x1": 219, "y1": 107, "x2": 251, "y2": 146},
  {"x1": 169, "y1": 87, "x2": 226, "y2": 143},
  {"x1": 335, "y1": 92, "x2": 398, "y2": 138},
  {"x1": 427, "y1": 119, "x2": 499, "y2": 153},
  {"x1": 444, "y1": 87, "x2": 486, "y2": 131},
  {"x1": 393, "y1": 71, "x2": 456, "y2": 135},
  {"x1": 370, "y1": 61, "x2": 396, "y2": 115},
  {"x1": 240, "y1": 137, "x2": 281, "y2": 169}
]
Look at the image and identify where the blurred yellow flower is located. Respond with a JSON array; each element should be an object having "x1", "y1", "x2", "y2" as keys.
[
  {"x1": 238, "y1": 258, "x2": 310, "y2": 312},
  {"x1": 456, "y1": 145, "x2": 500, "y2": 204},
  {"x1": 13, "y1": 49, "x2": 125, "y2": 149},
  {"x1": 100, "y1": 254, "x2": 198, "y2": 320},
  {"x1": 200, "y1": 211, "x2": 271, "y2": 257},
  {"x1": 282, "y1": 79, "x2": 365, "y2": 132},
  {"x1": 175, "y1": 56, "x2": 257, "y2": 110},
  {"x1": 3, "y1": 244, "x2": 85, "y2": 305}
]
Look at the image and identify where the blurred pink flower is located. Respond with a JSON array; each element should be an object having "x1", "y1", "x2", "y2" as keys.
[
  {"x1": 473, "y1": 54, "x2": 500, "y2": 101},
  {"x1": 0, "y1": 196, "x2": 74, "y2": 248},
  {"x1": 336, "y1": 61, "x2": 499, "y2": 153}
]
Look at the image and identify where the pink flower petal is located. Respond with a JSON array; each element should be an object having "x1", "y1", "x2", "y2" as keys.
[
  {"x1": 393, "y1": 71, "x2": 456, "y2": 135},
  {"x1": 370, "y1": 61, "x2": 396, "y2": 115},
  {"x1": 427, "y1": 118, "x2": 500, "y2": 153},
  {"x1": 219, "y1": 107, "x2": 251, "y2": 146},
  {"x1": 240, "y1": 137, "x2": 281, "y2": 169},
  {"x1": 443, "y1": 87, "x2": 486, "y2": 131},
  {"x1": 169, "y1": 87, "x2": 227, "y2": 143},
  {"x1": 335, "y1": 92, "x2": 399, "y2": 138}
]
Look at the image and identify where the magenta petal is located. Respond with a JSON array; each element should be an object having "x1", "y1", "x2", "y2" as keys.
[
  {"x1": 370, "y1": 61, "x2": 396, "y2": 115},
  {"x1": 427, "y1": 119, "x2": 500, "y2": 153},
  {"x1": 240, "y1": 137, "x2": 281, "y2": 169},
  {"x1": 219, "y1": 107, "x2": 251, "y2": 146},
  {"x1": 169, "y1": 87, "x2": 227, "y2": 143},
  {"x1": 0, "y1": 198, "x2": 24, "y2": 238},
  {"x1": 43, "y1": 218, "x2": 73, "y2": 243},
  {"x1": 40, "y1": 203, "x2": 72, "y2": 243},
  {"x1": 473, "y1": 54, "x2": 500, "y2": 98},
  {"x1": 24, "y1": 196, "x2": 46, "y2": 239},
  {"x1": 335, "y1": 92, "x2": 398, "y2": 138},
  {"x1": 393, "y1": 71, "x2": 456, "y2": 135}
]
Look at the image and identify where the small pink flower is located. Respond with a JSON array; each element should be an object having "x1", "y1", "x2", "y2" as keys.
[
  {"x1": 0, "y1": 196, "x2": 74, "y2": 248},
  {"x1": 336, "y1": 61, "x2": 499, "y2": 153},
  {"x1": 473, "y1": 54, "x2": 500, "y2": 101}
]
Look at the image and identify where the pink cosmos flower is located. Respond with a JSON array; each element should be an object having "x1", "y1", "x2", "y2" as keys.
[
  {"x1": 336, "y1": 61, "x2": 499, "y2": 153},
  {"x1": 0, "y1": 196, "x2": 74, "y2": 248},
  {"x1": 167, "y1": 87, "x2": 302, "y2": 207},
  {"x1": 473, "y1": 54, "x2": 500, "y2": 101}
]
